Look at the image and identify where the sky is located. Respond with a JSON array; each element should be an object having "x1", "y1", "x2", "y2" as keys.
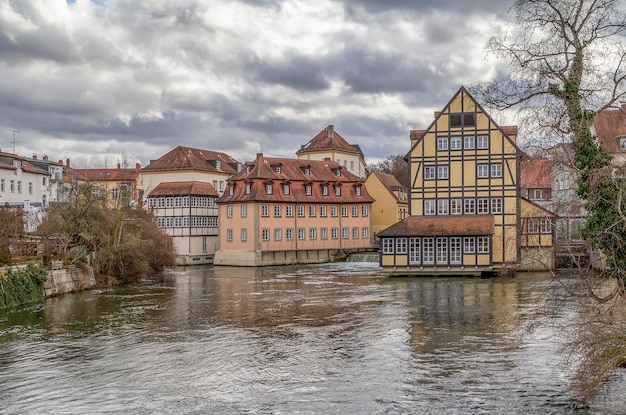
[{"x1": 0, "y1": 0, "x2": 514, "y2": 169}]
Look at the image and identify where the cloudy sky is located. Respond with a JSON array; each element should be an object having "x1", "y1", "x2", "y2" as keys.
[{"x1": 0, "y1": 0, "x2": 514, "y2": 168}]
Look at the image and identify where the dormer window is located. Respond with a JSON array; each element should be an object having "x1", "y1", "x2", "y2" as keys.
[
  {"x1": 302, "y1": 167, "x2": 310, "y2": 175},
  {"x1": 215, "y1": 160, "x2": 221, "y2": 170},
  {"x1": 305, "y1": 184, "x2": 312, "y2": 196},
  {"x1": 229, "y1": 184, "x2": 234, "y2": 196},
  {"x1": 322, "y1": 185, "x2": 329, "y2": 196},
  {"x1": 334, "y1": 169, "x2": 341, "y2": 177},
  {"x1": 355, "y1": 186, "x2": 361, "y2": 196},
  {"x1": 266, "y1": 183, "x2": 273, "y2": 195},
  {"x1": 283, "y1": 183, "x2": 290, "y2": 195},
  {"x1": 275, "y1": 166, "x2": 281, "y2": 174},
  {"x1": 246, "y1": 165, "x2": 253, "y2": 173},
  {"x1": 245, "y1": 183, "x2": 251, "y2": 194},
  {"x1": 335, "y1": 185, "x2": 341, "y2": 196}
]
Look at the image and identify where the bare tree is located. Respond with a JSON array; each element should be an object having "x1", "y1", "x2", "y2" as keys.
[
  {"x1": 368, "y1": 153, "x2": 409, "y2": 187},
  {"x1": 472, "y1": 0, "x2": 626, "y2": 405}
]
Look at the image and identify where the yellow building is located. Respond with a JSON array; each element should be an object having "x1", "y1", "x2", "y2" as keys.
[
  {"x1": 364, "y1": 171, "x2": 408, "y2": 238},
  {"x1": 378, "y1": 87, "x2": 555, "y2": 276}
]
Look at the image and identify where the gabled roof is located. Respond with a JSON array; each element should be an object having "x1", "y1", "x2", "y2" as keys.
[
  {"x1": 147, "y1": 181, "x2": 218, "y2": 197},
  {"x1": 520, "y1": 158, "x2": 552, "y2": 188},
  {"x1": 369, "y1": 171, "x2": 407, "y2": 203},
  {"x1": 142, "y1": 146, "x2": 241, "y2": 174},
  {"x1": 297, "y1": 125, "x2": 363, "y2": 157},
  {"x1": 593, "y1": 104, "x2": 626, "y2": 153},
  {"x1": 377, "y1": 216, "x2": 494, "y2": 237},
  {"x1": 71, "y1": 167, "x2": 140, "y2": 182}
]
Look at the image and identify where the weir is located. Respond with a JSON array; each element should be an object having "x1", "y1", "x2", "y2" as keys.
[{"x1": 346, "y1": 252, "x2": 379, "y2": 262}]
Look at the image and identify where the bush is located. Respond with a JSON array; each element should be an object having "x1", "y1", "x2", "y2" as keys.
[{"x1": 0, "y1": 262, "x2": 48, "y2": 309}]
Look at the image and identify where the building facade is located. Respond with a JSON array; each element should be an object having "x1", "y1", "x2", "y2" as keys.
[
  {"x1": 70, "y1": 163, "x2": 143, "y2": 209},
  {"x1": 142, "y1": 146, "x2": 241, "y2": 265},
  {"x1": 365, "y1": 171, "x2": 408, "y2": 238},
  {"x1": 378, "y1": 87, "x2": 555, "y2": 276},
  {"x1": 296, "y1": 125, "x2": 367, "y2": 178},
  {"x1": 214, "y1": 154, "x2": 374, "y2": 266}
]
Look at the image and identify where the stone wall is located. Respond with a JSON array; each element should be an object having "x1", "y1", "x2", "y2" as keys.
[{"x1": 45, "y1": 263, "x2": 96, "y2": 297}]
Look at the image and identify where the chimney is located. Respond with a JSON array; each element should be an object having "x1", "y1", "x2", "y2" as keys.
[
  {"x1": 66, "y1": 158, "x2": 71, "y2": 168},
  {"x1": 58, "y1": 160, "x2": 63, "y2": 166},
  {"x1": 328, "y1": 124, "x2": 334, "y2": 139},
  {"x1": 256, "y1": 153, "x2": 263, "y2": 158},
  {"x1": 135, "y1": 163, "x2": 141, "y2": 171},
  {"x1": 434, "y1": 111, "x2": 441, "y2": 118},
  {"x1": 43, "y1": 155, "x2": 48, "y2": 161},
  {"x1": 117, "y1": 162, "x2": 121, "y2": 169},
  {"x1": 32, "y1": 154, "x2": 37, "y2": 160}
]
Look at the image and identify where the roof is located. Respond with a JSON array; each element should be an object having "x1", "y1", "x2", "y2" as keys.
[
  {"x1": 593, "y1": 104, "x2": 626, "y2": 153},
  {"x1": 296, "y1": 125, "x2": 363, "y2": 157},
  {"x1": 142, "y1": 146, "x2": 241, "y2": 174},
  {"x1": 71, "y1": 167, "x2": 140, "y2": 182},
  {"x1": 219, "y1": 155, "x2": 374, "y2": 204},
  {"x1": 520, "y1": 158, "x2": 552, "y2": 188},
  {"x1": 147, "y1": 181, "x2": 218, "y2": 197},
  {"x1": 0, "y1": 152, "x2": 49, "y2": 175},
  {"x1": 377, "y1": 216, "x2": 494, "y2": 237},
  {"x1": 371, "y1": 171, "x2": 404, "y2": 191}
]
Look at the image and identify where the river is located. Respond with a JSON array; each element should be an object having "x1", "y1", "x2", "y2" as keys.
[{"x1": 0, "y1": 262, "x2": 624, "y2": 414}]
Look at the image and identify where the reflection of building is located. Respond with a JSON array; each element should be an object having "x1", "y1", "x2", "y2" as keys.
[
  {"x1": 297, "y1": 125, "x2": 367, "y2": 178},
  {"x1": 378, "y1": 87, "x2": 555, "y2": 275},
  {"x1": 365, "y1": 171, "x2": 408, "y2": 238},
  {"x1": 142, "y1": 146, "x2": 241, "y2": 265},
  {"x1": 215, "y1": 154, "x2": 374, "y2": 266}
]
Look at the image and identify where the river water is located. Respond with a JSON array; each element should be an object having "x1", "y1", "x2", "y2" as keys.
[{"x1": 0, "y1": 262, "x2": 624, "y2": 414}]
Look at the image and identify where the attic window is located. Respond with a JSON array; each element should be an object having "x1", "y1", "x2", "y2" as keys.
[
  {"x1": 302, "y1": 167, "x2": 310, "y2": 175},
  {"x1": 274, "y1": 166, "x2": 281, "y2": 174},
  {"x1": 246, "y1": 165, "x2": 253, "y2": 173},
  {"x1": 334, "y1": 169, "x2": 340, "y2": 177},
  {"x1": 355, "y1": 186, "x2": 361, "y2": 196},
  {"x1": 305, "y1": 184, "x2": 312, "y2": 196},
  {"x1": 229, "y1": 184, "x2": 234, "y2": 196},
  {"x1": 215, "y1": 160, "x2": 221, "y2": 170},
  {"x1": 450, "y1": 113, "x2": 476, "y2": 128}
]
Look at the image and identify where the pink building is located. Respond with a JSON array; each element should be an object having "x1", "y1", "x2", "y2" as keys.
[{"x1": 214, "y1": 154, "x2": 374, "y2": 266}]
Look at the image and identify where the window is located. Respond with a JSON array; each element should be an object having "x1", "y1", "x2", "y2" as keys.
[
  {"x1": 477, "y1": 237, "x2": 490, "y2": 253},
  {"x1": 309, "y1": 205, "x2": 316, "y2": 217},
  {"x1": 450, "y1": 237, "x2": 462, "y2": 264},
  {"x1": 298, "y1": 205, "x2": 305, "y2": 217},
  {"x1": 310, "y1": 228, "x2": 317, "y2": 240},
  {"x1": 306, "y1": 184, "x2": 312, "y2": 196},
  {"x1": 451, "y1": 199, "x2": 462, "y2": 214},
  {"x1": 450, "y1": 136, "x2": 462, "y2": 150},
  {"x1": 261, "y1": 204, "x2": 269, "y2": 217},
  {"x1": 274, "y1": 205, "x2": 281, "y2": 217},
  {"x1": 424, "y1": 166, "x2": 436, "y2": 180},
  {"x1": 322, "y1": 185, "x2": 329, "y2": 196},
  {"x1": 28, "y1": 182, "x2": 32, "y2": 195},
  {"x1": 274, "y1": 166, "x2": 280, "y2": 174},
  {"x1": 540, "y1": 218, "x2": 552, "y2": 234},
  {"x1": 530, "y1": 188, "x2": 550, "y2": 200},
  {"x1": 437, "y1": 199, "x2": 449, "y2": 215},
  {"x1": 17, "y1": 181, "x2": 21, "y2": 194},
  {"x1": 342, "y1": 227, "x2": 349, "y2": 239},
  {"x1": 286, "y1": 228, "x2": 294, "y2": 240},
  {"x1": 227, "y1": 205, "x2": 233, "y2": 218},
  {"x1": 362, "y1": 227, "x2": 368, "y2": 239},
  {"x1": 241, "y1": 228, "x2": 247, "y2": 241},
  {"x1": 350, "y1": 161, "x2": 355, "y2": 171},
  {"x1": 331, "y1": 227, "x2": 339, "y2": 239},
  {"x1": 352, "y1": 206, "x2": 358, "y2": 217},
  {"x1": 436, "y1": 238, "x2": 448, "y2": 263},
  {"x1": 424, "y1": 199, "x2": 436, "y2": 215},
  {"x1": 491, "y1": 198, "x2": 503, "y2": 214},
  {"x1": 241, "y1": 204, "x2": 247, "y2": 217},
  {"x1": 215, "y1": 160, "x2": 221, "y2": 170},
  {"x1": 437, "y1": 136, "x2": 448, "y2": 151},
  {"x1": 341, "y1": 206, "x2": 348, "y2": 217},
  {"x1": 275, "y1": 228, "x2": 282, "y2": 241},
  {"x1": 286, "y1": 205, "x2": 293, "y2": 217},
  {"x1": 202, "y1": 237, "x2": 208, "y2": 253},
  {"x1": 437, "y1": 165, "x2": 449, "y2": 180},
  {"x1": 409, "y1": 238, "x2": 420, "y2": 264},
  {"x1": 43, "y1": 177, "x2": 47, "y2": 186},
  {"x1": 0, "y1": 179, "x2": 4, "y2": 192},
  {"x1": 266, "y1": 184, "x2": 273, "y2": 194},
  {"x1": 396, "y1": 238, "x2": 407, "y2": 254},
  {"x1": 361, "y1": 205, "x2": 368, "y2": 216},
  {"x1": 298, "y1": 228, "x2": 305, "y2": 240},
  {"x1": 229, "y1": 185, "x2": 234, "y2": 196},
  {"x1": 335, "y1": 186, "x2": 341, "y2": 196},
  {"x1": 227, "y1": 229, "x2": 233, "y2": 242},
  {"x1": 450, "y1": 113, "x2": 475, "y2": 127},
  {"x1": 620, "y1": 137, "x2": 626, "y2": 150},
  {"x1": 245, "y1": 183, "x2": 251, "y2": 194},
  {"x1": 283, "y1": 184, "x2": 290, "y2": 195},
  {"x1": 464, "y1": 237, "x2": 475, "y2": 253},
  {"x1": 477, "y1": 164, "x2": 489, "y2": 178},
  {"x1": 464, "y1": 136, "x2": 475, "y2": 149},
  {"x1": 321, "y1": 228, "x2": 328, "y2": 240},
  {"x1": 320, "y1": 206, "x2": 327, "y2": 217},
  {"x1": 423, "y1": 238, "x2": 434, "y2": 264},
  {"x1": 355, "y1": 186, "x2": 361, "y2": 196},
  {"x1": 262, "y1": 228, "x2": 270, "y2": 241},
  {"x1": 382, "y1": 238, "x2": 394, "y2": 254},
  {"x1": 464, "y1": 199, "x2": 475, "y2": 214},
  {"x1": 491, "y1": 164, "x2": 503, "y2": 178},
  {"x1": 477, "y1": 135, "x2": 489, "y2": 149},
  {"x1": 477, "y1": 198, "x2": 489, "y2": 214},
  {"x1": 353, "y1": 227, "x2": 359, "y2": 239},
  {"x1": 334, "y1": 168, "x2": 341, "y2": 177},
  {"x1": 331, "y1": 206, "x2": 338, "y2": 217}
]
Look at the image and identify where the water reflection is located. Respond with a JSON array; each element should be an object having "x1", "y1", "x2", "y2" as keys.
[{"x1": 0, "y1": 264, "x2": 623, "y2": 414}]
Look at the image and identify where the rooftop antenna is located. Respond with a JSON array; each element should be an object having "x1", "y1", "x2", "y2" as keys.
[{"x1": 8, "y1": 129, "x2": 19, "y2": 154}]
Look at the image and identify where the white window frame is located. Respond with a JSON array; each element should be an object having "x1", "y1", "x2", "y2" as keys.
[
  {"x1": 491, "y1": 163, "x2": 503, "y2": 178},
  {"x1": 477, "y1": 164, "x2": 489, "y2": 178},
  {"x1": 477, "y1": 135, "x2": 489, "y2": 149},
  {"x1": 424, "y1": 199, "x2": 436, "y2": 215}
]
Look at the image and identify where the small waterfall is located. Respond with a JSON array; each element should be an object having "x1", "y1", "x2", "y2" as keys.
[{"x1": 346, "y1": 252, "x2": 380, "y2": 262}]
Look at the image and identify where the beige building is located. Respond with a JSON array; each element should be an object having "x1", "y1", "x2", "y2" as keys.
[
  {"x1": 364, "y1": 171, "x2": 408, "y2": 238},
  {"x1": 71, "y1": 163, "x2": 142, "y2": 209},
  {"x1": 214, "y1": 154, "x2": 374, "y2": 266}
]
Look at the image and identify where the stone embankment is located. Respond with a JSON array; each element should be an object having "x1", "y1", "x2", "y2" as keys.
[{"x1": 44, "y1": 260, "x2": 96, "y2": 297}]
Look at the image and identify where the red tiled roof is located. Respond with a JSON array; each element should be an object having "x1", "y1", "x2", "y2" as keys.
[
  {"x1": 410, "y1": 130, "x2": 426, "y2": 140},
  {"x1": 520, "y1": 158, "x2": 552, "y2": 188},
  {"x1": 296, "y1": 125, "x2": 363, "y2": 156},
  {"x1": 219, "y1": 155, "x2": 374, "y2": 204},
  {"x1": 71, "y1": 168, "x2": 140, "y2": 182},
  {"x1": 142, "y1": 146, "x2": 241, "y2": 173},
  {"x1": 372, "y1": 171, "x2": 404, "y2": 191},
  {"x1": 147, "y1": 181, "x2": 218, "y2": 197},
  {"x1": 593, "y1": 105, "x2": 626, "y2": 153},
  {"x1": 502, "y1": 126, "x2": 518, "y2": 137},
  {"x1": 377, "y1": 216, "x2": 494, "y2": 237}
]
